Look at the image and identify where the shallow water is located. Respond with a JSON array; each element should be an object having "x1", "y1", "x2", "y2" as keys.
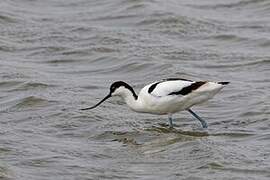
[{"x1": 0, "y1": 0, "x2": 270, "y2": 179}]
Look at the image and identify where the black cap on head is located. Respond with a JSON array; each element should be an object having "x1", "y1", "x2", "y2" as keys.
[
  {"x1": 110, "y1": 81, "x2": 138, "y2": 99},
  {"x1": 110, "y1": 81, "x2": 128, "y2": 93}
]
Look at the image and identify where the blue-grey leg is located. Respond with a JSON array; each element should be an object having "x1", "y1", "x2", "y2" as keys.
[
  {"x1": 168, "y1": 114, "x2": 173, "y2": 128},
  {"x1": 187, "y1": 109, "x2": 208, "y2": 128}
]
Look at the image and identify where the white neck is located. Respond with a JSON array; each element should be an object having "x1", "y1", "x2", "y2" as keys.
[{"x1": 117, "y1": 88, "x2": 144, "y2": 112}]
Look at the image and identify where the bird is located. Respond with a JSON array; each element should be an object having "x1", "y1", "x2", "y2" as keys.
[{"x1": 81, "y1": 78, "x2": 229, "y2": 128}]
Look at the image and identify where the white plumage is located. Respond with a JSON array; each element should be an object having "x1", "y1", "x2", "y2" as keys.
[{"x1": 81, "y1": 78, "x2": 229, "y2": 128}]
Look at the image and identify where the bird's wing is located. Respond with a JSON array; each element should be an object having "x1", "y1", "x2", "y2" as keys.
[{"x1": 148, "y1": 79, "x2": 206, "y2": 97}]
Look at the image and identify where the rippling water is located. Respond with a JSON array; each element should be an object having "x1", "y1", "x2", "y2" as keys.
[{"x1": 0, "y1": 0, "x2": 270, "y2": 179}]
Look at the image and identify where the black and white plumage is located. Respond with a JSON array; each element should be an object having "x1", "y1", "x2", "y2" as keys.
[{"x1": 81, "y1": 78, "x2": 229, "y2": 128}]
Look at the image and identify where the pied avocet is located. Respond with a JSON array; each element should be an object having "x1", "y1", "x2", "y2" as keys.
[{"x1": 81, "y1": 78, "x2": 229, "y2": 128}]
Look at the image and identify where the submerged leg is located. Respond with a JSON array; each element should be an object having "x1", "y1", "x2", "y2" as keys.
[
  {"x1": 168, "y1": 114, "x2": 173, "y2": 128},
  {"x1": 187, "y1": 109, "x2": 208, "y2": 128}
]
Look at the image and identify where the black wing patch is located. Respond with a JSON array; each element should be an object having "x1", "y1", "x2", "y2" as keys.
[
  {"x1": 163, "y1": 78, "x2": 192, "y2": 82},
  {"x1": 148, "y1": 78, "x2": 193, "y2": 94},
  {"x1": 218, "y1": 82, "x2": 230, "y2": 85},
  {"x1": 168, "y1": 81, "x2": 206, "y2": 96},
  {"x1": 148, "y1": 82, "x2": 160, "y2": 93}
]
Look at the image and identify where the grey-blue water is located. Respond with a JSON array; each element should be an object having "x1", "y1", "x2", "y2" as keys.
[{"x1": 0, "y1": 0, "x2": 270, "y2": 179}]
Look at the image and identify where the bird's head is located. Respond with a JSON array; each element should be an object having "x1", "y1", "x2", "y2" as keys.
[
  {"x1": 109, "y1": 81, "x2": 131, "y2": 96},
  {"x1": 80, "y1": 81, "x2": 136, "y2": 110}
]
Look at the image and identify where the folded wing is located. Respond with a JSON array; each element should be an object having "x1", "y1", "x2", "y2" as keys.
[{"x1": 148, "y1": 79, "x2": 206, "y2": 97}]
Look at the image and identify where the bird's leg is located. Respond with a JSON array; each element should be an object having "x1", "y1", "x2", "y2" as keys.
[
  {"x1": 168, "y1": 114, "x2": 173, "y2": 128},
  {"x1": 187, "y1": 109, "x2": 208, "y2": 128}
]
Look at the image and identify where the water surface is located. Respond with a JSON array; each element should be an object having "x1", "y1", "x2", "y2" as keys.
[{"x1": 0, "y1": 0, "x2": 270, "y2": 179}]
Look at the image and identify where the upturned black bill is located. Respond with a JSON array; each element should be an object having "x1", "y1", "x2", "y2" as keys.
[{"x1": 80, "y1": 94, "x2": 111, "y2": 110}]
